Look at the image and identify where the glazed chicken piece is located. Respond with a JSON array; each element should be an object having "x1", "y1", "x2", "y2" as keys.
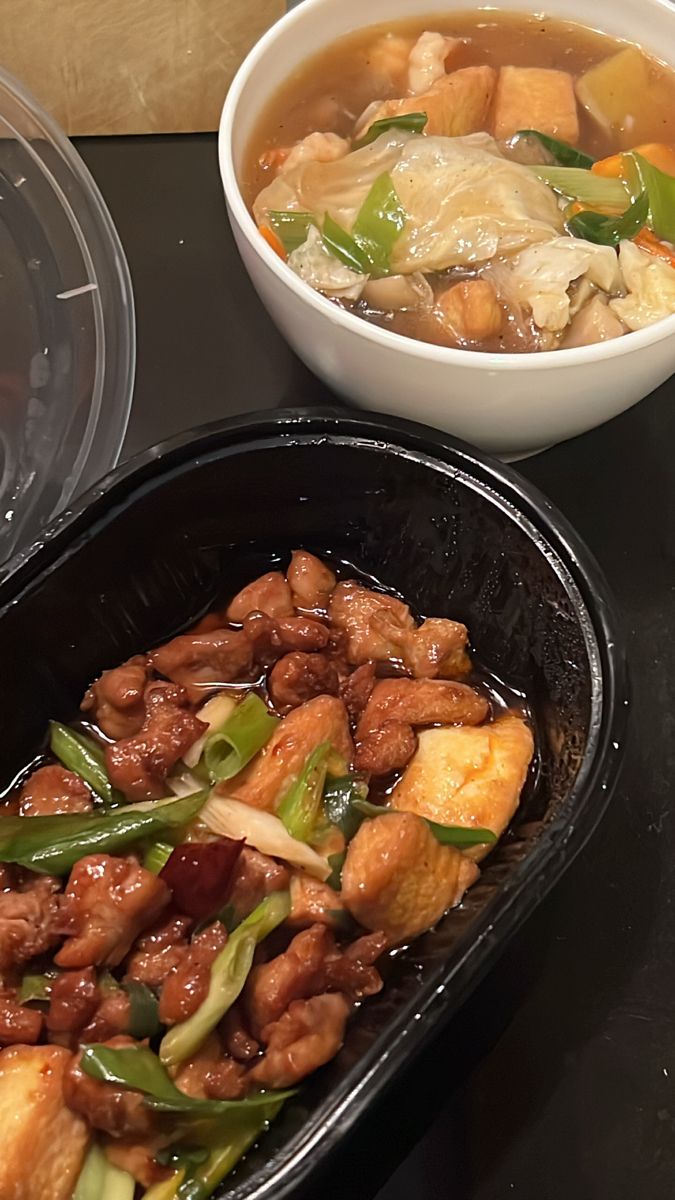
[
  {"x1": 172, "y1": 1032, "x2": 249, "y2": 1100},
  {"x1": 55, "y1": 854, "x2": 171, "y2": 968},
  {"x1": 221, "y1": 1003, "x2": 260, "y2": 1062},
  {"x1": 19, "y1": 764, "x2": 93, "y2": 817},
  {"x1": 246, "y1": 923, "x2": 332, "y2": 1037},
  {"x1": 355, "y1": 677, "x2": 490, "y2": 775},
  {"x1": 149, "y1": 630, "x2": 253, "y2": 699},
  {"x1": 339, "y1": 661, "x2": 376, "y2": 722},
  {"x1": 0, "y1": 1045, "x2": 90, "y2": 1200},
  {"x1": 286, "y1": 550, "x2": 337, "y2": 613},
  {"x1": 81, "y1": 655, "x2": 150, "y2": 740},
  {"x1": 159, "y1": 921, "x2": 228, "y2": 1025},
  {"x1": 243, "y1": 611, "x2": 330, "y2": 667},
  {"x1": 228, "y1": 846, "x2": 290, "y2": 922},
  {"x1": 250, "y1": 992, "x2": 350, "y2": 1089},
  {"x1": 324, "y1": 932, "x2": 388, "y2": 1000},
  {"x1": 104, "y1": 1140, "x2": 173, "y2": 1189},
  {"x1": 268, "y1": 651, "x2": 339, "y2": 711},
  {"x1": 46, "y1": 967, "x2": 99, "y2": 1037},
  {"x1": 124, "y1": 912, "x2": 193, "y2": 988},
  {"x1": 0, "y1": 990, "x2": 44, "y2": 1045},
  {"x1": 392, "y1": 711, "x2": 534, "y2": 859},
  {"x1": 341, "y1": 811, "x2": 479, "y2": 944},
  {"x1": 106, "y1": 682, "x2": 206, "y2": 800},
  {"x1": 81, "y1": 988, "x2": 132, "y2": 1043},
  {"x1": 227, "y1": 695, "x2": 354, "y2": 812},
  {"x1": 226, "y1": 570, "x2": 295, "y2": 622},
  {"x1": 0, "y1": 873, "x2": 61, "y2": 971},
  {"x1": 329, "y1": 581, "x2": 472, "y2": 678},
  {"x1": 64, "y1": 1037, "x2": 158, "y2": 1139},
  {"x1": 288, "y1": 871, "x2": 345, "y2": 929}
]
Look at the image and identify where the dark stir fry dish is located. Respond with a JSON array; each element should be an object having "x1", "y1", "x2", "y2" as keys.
[
  {"x1": 244, "y1": 12, "x2": 675, "y2": 352},
  {"x1": 0, "y1": 552, "x2": 534, "y2": 1199}
]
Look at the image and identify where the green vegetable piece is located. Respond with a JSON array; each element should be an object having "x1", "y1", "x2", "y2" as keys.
[
  {"x1": 352, "y1": 173, "x2": 406, "y2": 277},
  {"x1": 143, "y1": 840, "x2": 174, "y2": 875},
  {"x1": 352, "y1": 798, "x2": 497, "y2": 847},
  {"x1": 628, "y1": 152, "x2": 675, "y2": 243},
  {"x1": 160, "y1": 891, "x2": 291, "y2": 1068},
  {"x1": 354, "y1": 110, "x2": 428, "y2": 149},
  {"x1": 515, "y1": 129, "x2": 595, "y2": 169},
  {"x1": 326, "y1": 849, "x2": 347, "y2": 891},
  {"x1": 322, "y1": 214, "x2": 371, "y2": 274},
  {"x1": 176, "y1": 1105, "x2": 284, "y2": 1200},
  {"x1": 529, "y1": 166, "x2": 628, "y2": 207},
  {"x1": 323, "y1": 774, "x2": 369, "y2": 841},
  {"x1": 277, "y1": 742, "x2": 330, "y2": 842},
  {"x1": 567, "y1": 190, "x2": 649, "y2": 246},
  {"x1": 74, "y1": 1143, "x2": 135, "y2": 1200},
  {"x1": 0, "y1": 790, "x2": 209, "y2": 875},
  {"x1": 142, "y1": 1172, "x2": 185, "y2": 1200},
  {"x1": 124, "y1": 980, "x2": 161, "y2": 1038},
  {"x1": 80, "y1": 1042, "x2": 293, "y2": 1116},
  {"x1": 49, "y1": 721, "x2": 122, "y2": 806},
  {"x1": 19, "y1": 972, "x2": 55, "y2": 1003},
  {"x1": 202, "y1": 694, "x2": 279, "y2": 784},
  {"x1": 267, "y1": 210, "x2": 315, "y2": 253}
]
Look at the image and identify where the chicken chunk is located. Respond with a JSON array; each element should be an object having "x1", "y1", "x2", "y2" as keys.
[
  {"x1": 563, "y1": 293, "x2": 626, "y2": 347},
  {"x1": 172, "y1": 1034, "x2": 248, "y2": 1100},
  {"x1": 149, "y1": 630, "x2": 253, "y2": 698},
  {"x1": 436, "y1": 279, "x2": 504, "y2": 343},
  {"x1": 339, "y1": 661, "x2": 376, "y2": 722},
  {"x1": 81, "y1": 988, "x2": 131, "y2": 1043},
  {"x1": 80, "y1": 655, "x2": 150, "y2": 739},
  {"x1": 228, "y1": 695, "x2": 353, "y2": 811},
  {"x1": 341, "y1": 812, "x2": 479, "y2": 944},
  {"x1": 355, "y1": 677, "x2": 489, "y2": 774},
  {"x1": 124, "y1": 913, "x2": 193, "y2": 988},
  {"x1": 0, "y1": 1045, "x2": 90, "y2": 1200},
  {"x1": 64, "y1": 1038, "x2": 157, "y2": 1139},
  {"x1": 362, "y1": 65, "x2": 496, "y2": 139},
  {"x1": 407, "y1": 31, "x2": 460, "y2": 95},
  {"x1": 19, "y1": 764, "x2": 93, "y2": 817},
  {"x1": 0, "y1": 874, "x2": 61, "y2": 971},
  {"x1": 243, "y1": 611, "x2": 330, "y2": 666},
  {"x1": 288, "y1": 871, "x2": 345, "y2": 929},
  {"x1": 228, "y1": 847, "x2": 290, "y2": 922},
  {"x1": 55, "y1": 854, "x2": 171, "y2": 968},
  {"x1": 493, "y1": 66, "x2": 579, "y2": 143},
  {"x1": 226, "y1": 571, "x2": 294, "y2": 622},
  {"x1": 355, "y1": 721, "x2": 418, "y2": 775},
  {"x1": 0, "y1": 991, "x2": 44, "y2": 1045},
  {"x1": 287, "y1": 550, "x2": 337, "y2": 613},
  {"x1": 246, "y1": 923, "x2": 332, "y2": 1037},
  {"x1": 221, "y1": 1003, "x2": 260, "y2": 1062},
  {"x1": 106, "y1": 682, "x2": 207, "y2": 800},
  {"x1": 268, "y1": 651, "x2": 339, "y2": 712},
  {"x1": 159, "y1": 921, "x2": 228, "y2": 1025},
  {"x1": 391, "y1": 711, "x2": 534, "y2": 859},
  {"x1": 46, "y1": 967, "x2": 100, "y2": 1036},
  {"x1": 250, "y1": 993, "x2": 350, "y2": 1088},
  {"x1": 329, "y1": 582, "x2": 471, "y2": 677}
]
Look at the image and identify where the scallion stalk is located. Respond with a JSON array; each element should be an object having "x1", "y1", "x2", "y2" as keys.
[
  {"x1": 49, "y1": 722, "x2": 122, "y2": 806},
  {"x1": 529, "y1": 166, "x2": 629, "y2": 207},
  {"x1": 352, "y1": 798, "x2": 497, "y2": 847},
  {"x1": 176, "y1": 1106, "x2": 283, "y2": 1200},
  {"x1": 267, "y1": 211, "x2": 316, "y2": 253},
  {"x1": 202, "y1": 694, "x2": 278, "y2": 784},
  {"x1": 277, "y1": 742, "x2": 330, "y2": 843},
  {"x1": 73, "y1": 1143, "x2": 135, "y2": 1200},
  {"x1": 515, "y1": 129, "x2": 595, "y2": 169},
  {"x1": 143, "y1": 841, "x2": 174, "y2": 874},
  {"x1": 354, "y1": 111, "x2": 427, "y2": 149}
]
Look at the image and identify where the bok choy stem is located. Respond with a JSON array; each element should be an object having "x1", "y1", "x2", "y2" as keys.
[{"x1": 202, "y1": 694, "x2": 279, "y2": 783}]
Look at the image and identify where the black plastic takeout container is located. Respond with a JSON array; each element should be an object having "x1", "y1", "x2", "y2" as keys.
[{"x1": 0, "y1": 408, "x2": 627, "y2": 1198}]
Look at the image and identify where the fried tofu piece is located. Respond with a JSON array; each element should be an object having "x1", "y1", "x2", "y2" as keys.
[
  {"x1": 575, "y1": 48, "x2": 671, "y2": 148},
  {"x1": 493, "y1": 66, "x2": 579, "y2": 143},
  {"x1": 392, "y1": 712, "x2": 534, "y2": 860},
  {"x1": 363, "y1": 65, "x2": 496, "y2": 139},
  {"x1": 341, "y1": 811, "x2": 479, "y2": 944},
  {"x1": 0, "y1": 1045, "x2": 90, "y2": 1199}
]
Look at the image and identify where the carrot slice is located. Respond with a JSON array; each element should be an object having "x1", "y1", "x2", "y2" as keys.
[
  {"x1": 258, "y1": 224, "x2": 287, "y2": 261},
  {"x1": 633, "y1": 226, "x2": 675, "y2": 268},
  {"x1": 592, "y1": 143, "x2": 675, "y2": 178}
]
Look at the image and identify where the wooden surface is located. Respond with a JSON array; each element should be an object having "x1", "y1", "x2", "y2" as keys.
[{"x1": 0, "y1": 0, "x2": 284, "y2": 134}]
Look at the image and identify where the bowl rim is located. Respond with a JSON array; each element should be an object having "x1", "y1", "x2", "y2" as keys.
[
  {"x1": 218, "y1": 0, "x2": 675, "y2": 371},
  {"x1": 0, "y1": 405, "x2": 630, "y2": 1199}
]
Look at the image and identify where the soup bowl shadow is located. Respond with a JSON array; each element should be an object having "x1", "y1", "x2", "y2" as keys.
[
  {"x1": 219, "y1": 0, "x2": 675, "y2": 460},
  {"x1": 0, "y1": 408, "x2": 628, "y2": 1198}
]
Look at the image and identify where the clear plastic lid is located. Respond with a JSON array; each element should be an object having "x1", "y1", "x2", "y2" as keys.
[{"x1": 0, "y1": 66, "x2": 135, "y2": 561}]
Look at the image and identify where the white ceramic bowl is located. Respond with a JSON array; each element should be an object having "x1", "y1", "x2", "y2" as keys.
[{"x1": 219, "y1": 0, "x2": 675, "y2": 459}]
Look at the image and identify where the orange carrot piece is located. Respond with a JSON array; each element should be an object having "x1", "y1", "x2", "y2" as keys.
[
  {"x1": 259, "y1": 146, "x2": 290, "y2": 172},
  {"x1": 592, "y1": 142, "x2": 675, "y2": 178},
  {"x1": 633, "y1": 227, "x2": 675, "y2": 268},
  {"x1": 258, "y1": 224, "x2": 287, "y2": 261}
]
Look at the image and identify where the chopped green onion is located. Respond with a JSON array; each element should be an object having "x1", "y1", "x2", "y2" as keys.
[
  {"x1": 73, "y1": 1143, "x2": 135, "y2": 1200},
  {"x1": 142, "y1": 1171, "x2": 185, "y2": 1200},
  {"x1": 267, "y1": 211, "x2": 315, "y2": 253},
  {"x1": 352, "y1": 798, "x2": 497, "y2": 847},
  {"x1": 19, "y1": 972, "x2": 55, "y2": 1003},
  {"x1": 567, "y1": 190, "x2": 649, "y2": 246},
  {"x1": 323, "y1": 774, "x2": 369, "y2": 841},
  {"x1": 354, "y1": 111, "x2": 428, "y2": 150},
  {"x1": 515, "y1": 129, "x2": 595, "y2": 169},
  {"x1": 124, "y1": 980, "x2": 161, "y2": 1039},
  {"x1": 628, "y1": 152, "x2": 675, "y2": 243},
  {"x1": 202, "y1": 694, "x2": 279, "y2": 784},
  {"x1": 176, "y1": 1104, "x2": 285, "y2": 1200},
  {"x1": 99, "y1": 969, "x2": 121, "y2": 995},
  {"x1": 80, "y1": 1042, "x2": 292, "y2": 1116},
  {"x1": 160, "y1": 891, "x2": 290, "y2": 1068},
  {"x1": 529, "y1": 166, "x2": 628, "y2": 207},
  {"x1": 326, "y1": 850, "x2": 346, "y2": 891},
  {"x1": 143, "y1": 840, "x2": 174, "y2": 874},
  {"x1": 322, "y1": 214, "x2": 371, "y2": 274},
  {"x1": 352, "y1": 173, "x2": 406, "y2": 277},
  {"x1": 0, "y1": 790, "x2": 209, "y2": 875},
  {"x1": 49, "y1": 721, "x2": 122, "y2": 806},
  {"x1": 277, "y1": 743, "x2": 330, "y2": 843}
]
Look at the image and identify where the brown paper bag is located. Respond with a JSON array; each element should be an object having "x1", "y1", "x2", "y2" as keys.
[{"x1": 0, "y1": 0, "x2": 284, "y2": 135}]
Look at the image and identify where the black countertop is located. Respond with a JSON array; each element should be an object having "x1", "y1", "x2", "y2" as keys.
[{"x1": 78, "y1": 132, "x2": 675, "y2": 1200}]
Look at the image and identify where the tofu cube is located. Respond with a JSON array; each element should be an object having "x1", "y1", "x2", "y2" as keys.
[
  {"x1": 0, "y1": 1045, "x2": 90, "y2": 1200},
  {"x1": 493, "y1": 66, "x2": 580, "y2": 143}
]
